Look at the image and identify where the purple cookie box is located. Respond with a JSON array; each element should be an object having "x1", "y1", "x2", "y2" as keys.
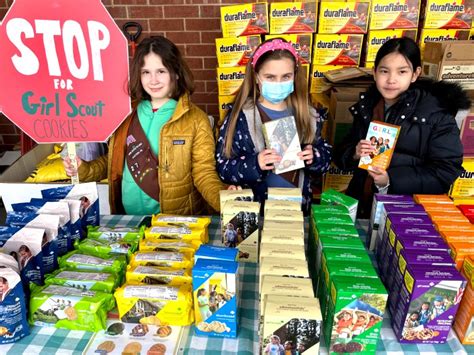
[{"x1": 392, "y1": 265, "x2": 466, "y2": 344}]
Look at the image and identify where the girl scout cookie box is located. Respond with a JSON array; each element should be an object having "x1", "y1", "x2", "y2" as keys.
[
  {"x1": 0, "y1": 267, "x2": 29, "y2": 344},
  {"x1": 262, "y1": 295, "x2": 322, "y2": 355},
  {"x1": 454, "y1": 256, "x2": 474, "y2": 344},
  {"x1": 221, "y1": 200, "x2": 259, "y2": 262},
  {"x1": 392, "y1": 264, "x2": 466, "y2": 344},
  {"x1": 114, "y1": 284, "x2": 193, "y2": 326},
  {"x1": 325, "y1": 276, "x2": 387, "y2": 355},
  {"x1": 220, "y1": 3, "x2": 269, "y2": 38},
  {"x1": 193, "y1": 258, "x2": 238, "y2": 338}
]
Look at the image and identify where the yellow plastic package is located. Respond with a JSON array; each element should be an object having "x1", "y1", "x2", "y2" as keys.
[
  {"x1": 139, "y1": 239, "x2": 200, "y2": 253},
  {"x1": 130, "y1": 251, "x2": 193, "y2": 269},
  {"x1": 114, "y1": 284, "x2": 193, "y2": 326},
  {"x1": 145, "y1": 225, "x2": 205, "y2": 243},
  {"x1": 126, "y1": 265, "x2": 192, "y2": 286}
]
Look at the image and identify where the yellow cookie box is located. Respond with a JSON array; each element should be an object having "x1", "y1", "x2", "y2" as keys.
[
  {"x1": 130, "y1": 251, "x2": 193, "y2": 269},
  {"x1": 318, "y1": 1, "x2": 370, "y2": 34},
  {"x1": 269, "y1": 2, "x2": 318, "y2": 34},
  {"x1": 369, "y1": 0, "x2": 421, "y2": 29},
  {"x1": 217, "y1": 66, "x2": 246, "y2": 96},
  {"x1": 310, "y1": 65, "x2": 344, "y2": 93},
  {"x1": 145, "y1": 225, "x2": 205, "y2": 243},
  {"x1": 151, "y1": 214, "x2": 211, "y2": 230},
  {"x1": 114, "y1": 284, "x2": 193, "y2": 326},
  {"x1": 265, "y1": 33, "x2": 313, "y2": 64},
  {"x1": 220, "y1": 3, "x2": 269, "y2": 38},
  {"x1": 139, "y1": 239, "x2": 200, "y2": 254},
  {"x1": 126, "y1": 265, "x2": 192, "y2": 286},
  {"x1": 366, "y1": 29, "x2": 417, "y2": 62},
  {"x1": 423, "y1": 0, "x2": 473, "y2": 29},
  {"x1": 312, "y1": 34, "x2": 363, "y2": 66},
  {"x1": 215, "y1": 36, "x2": 261, "y2": 68}
]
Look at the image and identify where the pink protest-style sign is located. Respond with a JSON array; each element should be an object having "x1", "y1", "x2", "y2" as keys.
[{"x1": 0, "y1": 0, "x2": 131, "y2": 143}]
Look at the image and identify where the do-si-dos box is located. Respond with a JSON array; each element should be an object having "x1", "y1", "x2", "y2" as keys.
[
  {"x1": 312, "y1": 34, "x2": 364, "y2": 66},
  {"x1": 262, "y1": 295, "x2": 322, "y2": 354},
  {"x1": 269, "y1": 2, "x2": 318, "y2": 34},
  {"x1": 325, "y1": 276, "x2": 387, "y2": 355},
  {"x1": 366, "y1": 29, "x2": 417, "y2": 62},
  {"x1": 422, "y1": 0, "x2": 473, "y2": 29},
  {"x1": 318, "y1": 1, "x2": 370, "y2": 34},
  {"x1": 193, "y1": 258, "x2": 238, "y2": 338},
  {"x1": 320, "y1": 188, "x2": 358, "y2": 221},
  {"x1": 265, "y1": 34, "x2": 313, "y2": 64},
  {"x1": 220, "y1": 3, "x2": 269, "y2": 38},
  {"x1": 221, "y1": 200, "x2": 260, "y2": 262},
  {"x1": 217, "y1": 66, "x2": 246, "y2": 96},
  {"x1": 393, "y1": 264, "x2": 466, "y2": 344},
  {"x1": 369, "y1": 0, "x2": 421, "y2": 29},
  {"x1": 215, "y1": 36, "x2": 261, "y2": 68}
]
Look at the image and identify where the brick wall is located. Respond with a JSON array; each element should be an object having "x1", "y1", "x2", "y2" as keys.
[{"x1": 0, "y1": 0, "x2": 285, "y2": 154}]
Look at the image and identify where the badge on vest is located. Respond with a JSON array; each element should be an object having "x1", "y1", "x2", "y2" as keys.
[{"x1": 173, "y1": 139, "x2": 185, "y2": 145}]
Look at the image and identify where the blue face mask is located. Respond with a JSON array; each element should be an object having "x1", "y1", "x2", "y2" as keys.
[{"x1": 260, "y1": 80, "x2": 294, "y2": 104}]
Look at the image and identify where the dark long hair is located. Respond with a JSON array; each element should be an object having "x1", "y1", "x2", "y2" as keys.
[
  {"x1": 374, "y1": 37, "x2": 421, "y2": 71},
  {"x1": 129, "y1": 36, "x2": 195, "y2": 102}
]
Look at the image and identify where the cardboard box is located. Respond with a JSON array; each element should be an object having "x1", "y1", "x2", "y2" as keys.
[
  {"x1": 422, "y1": 40, "x2": 474, "y2": 94},
  {"x1": 369, "y1": 0, "x2": 421, "y2": 30},
  {"x1": 318, "y1": 1, "x2": 370, "y2": 34},
  {"x1": 0, "y1": 144, "x2": 110, "y2": 214},
  {"x1": 419, "y1": 29, "x2": 471, "y2": 58},
  {"x1": 269, "y1": 1, "x2": 318, "y2": 34}
]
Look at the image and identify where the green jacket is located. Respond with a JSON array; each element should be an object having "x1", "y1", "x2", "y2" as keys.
[{"x1": 78, "y1": 94, "x2": 224, "y2": 215}]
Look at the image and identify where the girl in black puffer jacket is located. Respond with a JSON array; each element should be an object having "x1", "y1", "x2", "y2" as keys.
[{"x1": 334, "y1": 37, "x2": 471, "y2": 218}]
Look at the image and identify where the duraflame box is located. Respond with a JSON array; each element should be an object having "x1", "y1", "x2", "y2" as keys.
[
  {"x1": 309, "y1": 65, "x2": 344, "y2": 93},
  {"x1": 220, "y1": 3, "x2": 269, "y2": 38},
  {"x1": 369, "y1": 0, "x2": 421, "y2": 29},
  {"x1": 265, "y1": 33, "x2": 313, "y2": 64},
  {"x1": 418, "y1": 29, "x2": 471, "y2": 58},
  {"x1": 449, "y1": 158, "x2": 474, "y2": 198},
  {"x1": 321, "y1": 163, "x2": 353, "y2": 195},
  {"x1": 215, "y1": 36, "x2": 261, "y2": 67},
  {"x1": 422, "y1": 0, "x2": 474, "y2": 29},
  {"x1": 312, "y1": 34, "x2": 364, "y2": 66},
  {"x1": 217, "y1": 95, "x2": 235, "y2": 127},
  {"x1": 365, "y1": 29, "x2": 417, "y2": 62},
  {"x1": 217, "y1": 66, "x2": 246, "y2": 96},
  {"x1": 0, "y1": 144, "x2": 109, "y2": 214},
  {"x1": 269, "y1": 2, "x2": 318, "y2": 34},
  {"x1": 318, "y1": 1, "x2": 370, "y2": 34}
]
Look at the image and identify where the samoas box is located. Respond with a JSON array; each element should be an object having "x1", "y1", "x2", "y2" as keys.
[
  {"x1": 193, "y1": 258, "x2": 238, "y2": 338},
  {"x1": 392, "y1": 264, "x2": 466, "y2": 344}
]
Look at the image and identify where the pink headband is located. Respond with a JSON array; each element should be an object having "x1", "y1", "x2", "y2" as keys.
[{"x1": 251, "y1": 39, "x2": 299, "y2": 68}]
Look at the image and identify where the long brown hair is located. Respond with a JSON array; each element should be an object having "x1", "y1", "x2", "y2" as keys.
[
  {"x1": 223, "y1": 38, "x2": 314, "y2": 158},
  {"x1": 129, "y1": 36, "x2": 195, "y2": 102}
]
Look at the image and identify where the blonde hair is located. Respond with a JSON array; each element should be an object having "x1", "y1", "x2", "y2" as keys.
[{"x1": 223, "y1": 39, "x2": 314, "y2": 158}]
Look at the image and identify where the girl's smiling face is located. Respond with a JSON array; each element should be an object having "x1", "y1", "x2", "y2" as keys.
[
  {"x1": 141, "y1": 52, "x2": 173, "y2": 109},
  {"x1": 374, "y1": 52, "x2": 421, "y2": 105}
]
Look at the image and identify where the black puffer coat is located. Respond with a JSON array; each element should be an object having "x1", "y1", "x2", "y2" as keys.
[{"x1": 334, "y1": 79, "x2": 471, "y2": 217}]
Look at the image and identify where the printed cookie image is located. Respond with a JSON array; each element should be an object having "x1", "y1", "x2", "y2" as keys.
[
  {"x1": 123, "y1": 341, "x2": 142, "y2": 354},
  {"x1": 345, "y1": 341, "x2": 363, "y2": 352},
  {"x1": 106, "y1": 322, "x2": 125, "y2": 336},
  {"x1": 196, "y1": 322, "x2": 211, "y2": 332},
  {"x1": 130, "y1": 324, "x2": 149, "y2": 337},
  {"x1": 416, "y1": 328, "x2": 435, "y2": 340},
  {"x1": 0, "y1": 327, "x2": 8, "y2": 336},
  {"x1": 96, "y1": 340, "x2": 115, "y2": 353},
  {"x1": 210, "y1": 320, "x2": 227, "y2": 333},
  {"x1": 147, "y1": 343, "x2": 167, "y2": 355},
  {"x1": 155, "y1": 325, "x2": 172, "y2": 338},
  {"x1": 140, "y1": 315, "x2": 161, "y2": 326},
  {"x1": 64, "y1": 306, "x2": 78, "y2": 321}
]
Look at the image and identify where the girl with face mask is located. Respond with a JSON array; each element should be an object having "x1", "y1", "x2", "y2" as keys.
[{"x1": 216, "y1": 38, "x2": 331, "y2": 214}]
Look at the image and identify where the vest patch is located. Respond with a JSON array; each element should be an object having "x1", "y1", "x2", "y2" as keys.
[{"x1": 173, "y1": 139, "x2": 185, "y2": 145}]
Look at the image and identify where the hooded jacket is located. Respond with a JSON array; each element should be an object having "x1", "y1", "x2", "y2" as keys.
[
  {"x1": 216, "y1": 99, "x2": 332, "y2": 213},
  {"x1": 77, "y1": 94, "x2": 223, "y2": 215},
  {"x1": 334, "y1": 79, "x2": 471, "y2": 217}
]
